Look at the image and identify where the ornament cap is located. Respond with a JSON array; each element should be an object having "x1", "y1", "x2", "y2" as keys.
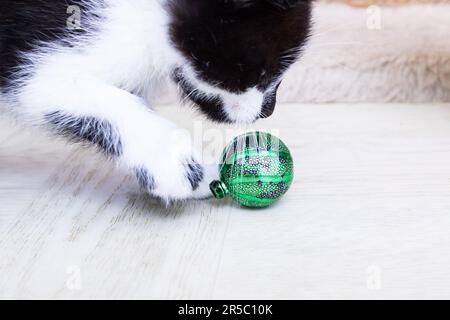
[{"x1": 210, "y1": 180, "x2": 228, "y2": 199}]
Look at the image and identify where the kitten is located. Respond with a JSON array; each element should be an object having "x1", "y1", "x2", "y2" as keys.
[{"x1": 0, "y1": 0, "x2": 312, "y2": 203}]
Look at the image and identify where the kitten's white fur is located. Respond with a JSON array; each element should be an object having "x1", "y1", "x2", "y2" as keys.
[{"x1": 2, "y1": 0, "x2": 265, "y2": 201}]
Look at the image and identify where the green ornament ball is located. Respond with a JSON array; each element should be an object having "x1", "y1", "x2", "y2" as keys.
[{"x1": 210, "y1": 132, "x2": 294, "y2": 208}]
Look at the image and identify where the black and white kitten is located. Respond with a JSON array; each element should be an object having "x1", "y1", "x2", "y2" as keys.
[{"x1": 0, "y1": 0, "x2": 312, "y2": 202}]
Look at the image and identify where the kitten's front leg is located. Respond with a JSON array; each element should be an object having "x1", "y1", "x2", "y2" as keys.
[{"x1": 17, "y1": 79, "x2": 216, "y2": 203}]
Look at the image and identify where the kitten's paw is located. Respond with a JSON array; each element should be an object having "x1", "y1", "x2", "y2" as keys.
[{"x1": 130, "y1": 131, "x2": 217, "y2": 203}]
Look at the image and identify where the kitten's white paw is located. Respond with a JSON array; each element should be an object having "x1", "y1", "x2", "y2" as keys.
[{"x1": 126, "y1": 125, "x2": 218, "y2": 204}]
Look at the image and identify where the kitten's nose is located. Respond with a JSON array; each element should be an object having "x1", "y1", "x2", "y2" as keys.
[{"x1": 260, "y1": 97, "x2": 276, "y2": 118}]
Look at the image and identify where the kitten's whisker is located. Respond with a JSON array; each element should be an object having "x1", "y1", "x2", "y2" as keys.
[
  {"x1": 306, "y1": 41, "x2": 378, "y2": 50},
  {"x1": 310, "y1": 21, "x2": 361, "y2": 38}
]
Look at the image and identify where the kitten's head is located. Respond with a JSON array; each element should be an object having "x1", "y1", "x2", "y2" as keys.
[{"x1": 168, "y1": 0, "x2": 312, "y2": 124}]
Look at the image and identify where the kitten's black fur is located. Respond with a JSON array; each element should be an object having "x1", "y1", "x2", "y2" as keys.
[
  {"x1": 45, "y1": 111, "x2": 123, "y2": 158},
  {"x1": 0, "y1": 0, "x2": 96, "y2": 89}
]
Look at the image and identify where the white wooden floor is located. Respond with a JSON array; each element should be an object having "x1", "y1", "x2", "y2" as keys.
[{"x1": 1, "y1": 103, "x2": 450, "y2": 299}]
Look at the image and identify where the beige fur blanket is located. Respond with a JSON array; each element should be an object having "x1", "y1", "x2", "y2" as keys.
[{"x1": 281, "y1": 3, "x2": 450, "y2": 103}]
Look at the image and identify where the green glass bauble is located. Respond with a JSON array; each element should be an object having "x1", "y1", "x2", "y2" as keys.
[{"x1": 210, "y1": 132, "x2": 294, "y2": 208}]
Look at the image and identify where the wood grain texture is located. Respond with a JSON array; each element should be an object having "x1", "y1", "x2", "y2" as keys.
[{"x1": 1, "y1": 104, "x2": 450, "y2": 299}]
